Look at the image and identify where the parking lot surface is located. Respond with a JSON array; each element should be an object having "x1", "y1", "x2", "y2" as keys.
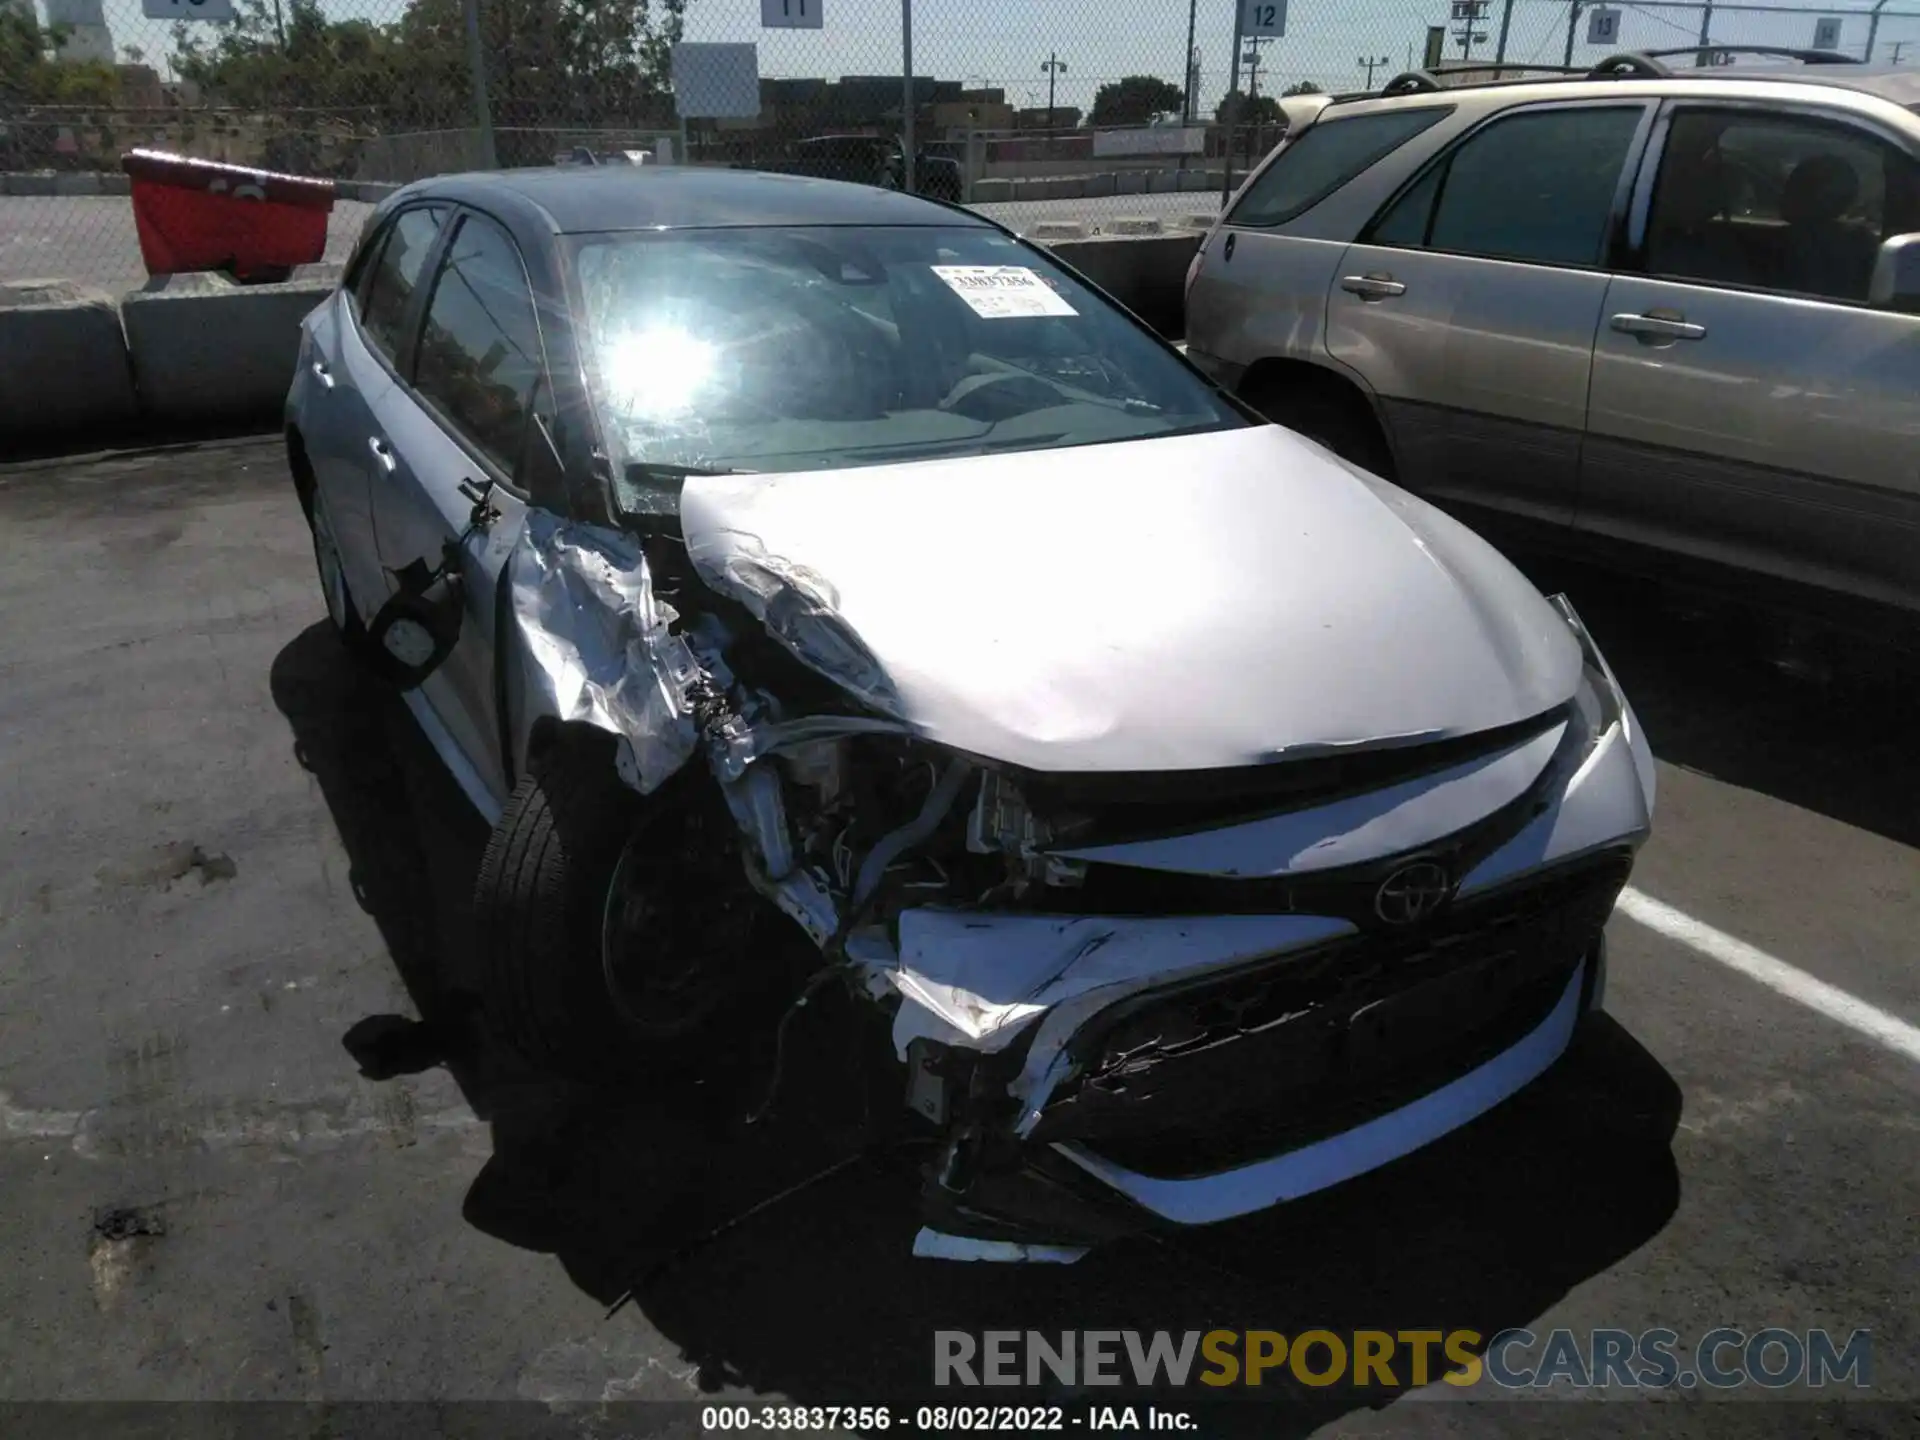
[{"x1": 0, "y1": 436, "x2": 1915, "y2": 1438}]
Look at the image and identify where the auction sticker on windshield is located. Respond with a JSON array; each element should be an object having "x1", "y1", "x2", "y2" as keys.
[{"x1": 932, "y1": 266, "x2": 1079, "y2": 319}]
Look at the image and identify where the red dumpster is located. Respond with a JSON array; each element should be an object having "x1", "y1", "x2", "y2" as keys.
[{"x1": 121, "y1": 149, "x2": 336, "y2": 282}]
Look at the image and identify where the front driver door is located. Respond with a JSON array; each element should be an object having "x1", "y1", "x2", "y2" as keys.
[
  {"x1": 368, "y1": 209, "x2": 553, "y2": 811},
  {"x1": 1325, "y1": 101, "x2": 1652, "y2": 526}
]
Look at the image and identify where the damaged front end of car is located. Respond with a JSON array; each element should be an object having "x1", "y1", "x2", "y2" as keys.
[{"x1": 501, "y1": 498, "x2": 1656, "y2": 1261}]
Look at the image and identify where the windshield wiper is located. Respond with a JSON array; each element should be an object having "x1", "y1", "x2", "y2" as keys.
[{"x1": 624, "y1": 461, "x2": 753, "y2": 481}]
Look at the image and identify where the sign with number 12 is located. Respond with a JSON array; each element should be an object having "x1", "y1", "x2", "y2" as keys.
[
  {"x1": 1243, "y1": 0, "x2": 1286, "y2": 37},
  {"x1": 761, "y1": 0, "x2": 823, "y2": 29}
]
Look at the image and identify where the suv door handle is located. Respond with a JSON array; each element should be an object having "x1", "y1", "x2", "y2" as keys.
[
  {"x1": 1611, "y1": 312, "x2": 1706, "y2": 342},
  {"x1": 367, "y1": 436, "x2": 397, "y2": 472},
  {"x1": 310, "y1": 360, "x2": 335, "y2": 389},
  {"x1": 1340, "y1": 274, "x2": 1407, "y2": 300}
]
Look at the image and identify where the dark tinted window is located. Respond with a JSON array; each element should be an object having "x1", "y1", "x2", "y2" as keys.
[
  {"x1": 1366, "y1": 164, "x2": 1445, "y2": 247},
  {"x1": 359, "y1": 207, "x2": 446, "y2": 360},
  {"x1": 1646, "y1": 109, "x2": 1920, "y2": 303},
  {"x1": 1422, "y1": 106, "x2": 1643, "y2": 266},
  {"x1": 413, "y1": 214, "x2": 546, "y2": 476},
  {"x1": 1228, "y1": 108, "x2": 1450, "y2": 228}
]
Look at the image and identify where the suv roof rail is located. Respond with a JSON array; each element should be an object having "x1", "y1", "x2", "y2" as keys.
[
  {"x1": 1374, "y1": 63, "x2": 1586, "y2": 97},
  {"x1": 1589, "y1": 45, "x2": 1863, "y2": 77}
]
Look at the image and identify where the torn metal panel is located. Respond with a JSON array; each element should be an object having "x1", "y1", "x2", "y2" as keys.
[
  {"x1": 878, "y1": 910, "x2": 1356, "y2": 1062},
  {"x1": 507, "y1": 511, "x2": 701, "y2": 794},
  {"x1": 911, "y1": 1228, "x2": 1088, "y2": 1264},
  {"x1": 679, "y1": 430, "x2": 1583, "y2": 774},
  {"x1": 1056, "y1": 720, "x2": 1568, "y2": 877}
]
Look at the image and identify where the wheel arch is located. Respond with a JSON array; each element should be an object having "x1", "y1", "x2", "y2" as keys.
[{"x1": 1238, "y1": 356, "x2": 1400, "y2": 474}]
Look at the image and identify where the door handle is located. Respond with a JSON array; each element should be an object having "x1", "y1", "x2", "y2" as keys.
[
  {"x1": 1340, "y1": 273, "x2": 1407, "y2": 300},
  {"x1": 310, "y1": 360, "x2": 335, "y2": 389},
  {"x1": 1610, "y1": 312, "x2": 1706, "y2": 343},
  {"x1": 367, "y1": 436, "x2": 397, "y2": 472}
]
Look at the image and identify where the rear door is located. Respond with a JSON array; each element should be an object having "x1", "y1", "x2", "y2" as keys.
[
  {"x1": 1325, "y1": 101, "x2": 1654, "y2": 525},
  {"x1": 1582, "y1": 102, "x2": 1920, "y2": 611},
  {"x1": 368, "y1": 208, "x2": 552, "y2": 805},
  {"x1": 306, "y1": 203, "x2": 449, "y2": 615}
]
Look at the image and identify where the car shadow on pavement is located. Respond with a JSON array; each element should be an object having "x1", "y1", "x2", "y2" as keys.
[{"x1": 271, "y1": 618, "x2": 1681, "y2": 1433}]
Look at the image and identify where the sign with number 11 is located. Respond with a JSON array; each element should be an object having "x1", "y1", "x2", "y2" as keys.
[{"x1": 762, "y1": 0, "x2": 823, "y2": 29}]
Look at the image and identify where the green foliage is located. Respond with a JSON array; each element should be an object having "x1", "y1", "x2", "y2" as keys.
[
  {"x1": 1, "y1": 11, "x2": 121, "y2": 105},
  {"x1": 172, "y1": 0, "x2": 689, "y2": 129},
  {"x1": 1217, "y1": 88, "x2": 1282, "y2": 128},
  {"x1": 1087, "y1": 75, "x2": 1185, "y2": 128},
  {"x1": 1282, "y1": 81, "x2": 1323, "y2": 97}
]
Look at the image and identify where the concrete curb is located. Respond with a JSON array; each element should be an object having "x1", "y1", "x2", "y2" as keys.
[
  {"x1": 0, "y1": 279, "x2": 140, "y2": 436},
  {"x1": 121, "y1": 272, "x2": 333, "y2": 424}
]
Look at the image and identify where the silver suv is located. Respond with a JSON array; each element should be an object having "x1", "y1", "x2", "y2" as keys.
[{"x1": 1184, "y1": 49, "x2": 1920, "y2": 624}]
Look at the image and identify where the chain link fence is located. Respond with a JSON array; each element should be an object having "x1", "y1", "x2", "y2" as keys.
[{"x1": 6, "y1": 0, "x2": 1920, "y2": 290}]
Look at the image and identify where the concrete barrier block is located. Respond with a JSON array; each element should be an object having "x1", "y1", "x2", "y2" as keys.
[
  {"x1": 970, "y1": 178, "x2": 1013, "y2": 204},
  {"x1": 1085, "y1": 172, "x2": 1118, "y2": 198},
  {"x1": 1029, "y1": 220, "x2": 1088, "y2": 240},
  {"x1": 1041, "y1": 233, "x2": 1201, "y2": 340},
  {"x1": 1182, "y1": 212, "x2": 1218, "y2": 230},
  {"x1": 1145, "y1": 170, "x2": 1180, "y2": 195},
  {"x1": 6, "y1": 172, "x2": 58, "y2": 197},
  {"x1": 1040, "y1": 177, "x2": 1086, "y2": 200},
  {"x1": 1104, "y1": 216, "x2": 1163, "y2": 236},
  {"x1": 101, "y1": 172, "x2": 131, "y2": 196},
  {"x1": 1177, "y1": 170, "x2": 1212, "y2": 193},
  {"x1": 122, "y1": 272, "x2": 334, "y2": 424},
  {"x1": 1009, "y1": 177, "x2": 1040, "y2": 201},
  {"x1": 0, "y1": 279, "x2": 138, "y2": 439},
  {"x1": 53, "y1": 172, "x2": 103, "y2": 197},
  {"x1": 1117, "y1": 170, "x2": 1148, "y2": 195}
]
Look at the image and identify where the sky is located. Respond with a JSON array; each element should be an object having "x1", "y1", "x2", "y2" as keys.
[{"x1": 34, "y1": 0, "x2": 1920, "y2": 121}]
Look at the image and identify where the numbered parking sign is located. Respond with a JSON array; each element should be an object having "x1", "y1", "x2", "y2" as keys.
[
  {"x1": 1243, "y1": 0, "x2": 1286, "y2": 38},
  {"x1": 1586, "y1": 7, "x2": 1621, "y2": 46},
  {"x1": 142, "y1": 0, "x2": 235, "y2": 17},
  {"x1": 1813, "y1": 17, "x2": 1843, "y2": 50},
  {"x1": 761, "y1": 0, "x2": 823, "y2": 29}
]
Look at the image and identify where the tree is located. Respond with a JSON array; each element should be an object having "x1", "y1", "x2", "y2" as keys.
[
  {"x1": 0, "y1": 11, "x2": 120, "y2": 106},
  {"x1": 1216, "y1": 89, "x2": 1282, "y2": 128},
  {"x1": 1086, "y1": 75, "x2": 1184, "y2": 128},
  {"x1": 1282, "y1": 81, "x2": 1323, "y2": 97}
]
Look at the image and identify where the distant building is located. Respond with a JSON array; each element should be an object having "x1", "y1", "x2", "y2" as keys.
[
  {"x1": 1013, "y1": 106, "x2": 1081, "y2": 131},
  {"x1": 43, "y1": 0, "x2": 117, "y2": 65}
]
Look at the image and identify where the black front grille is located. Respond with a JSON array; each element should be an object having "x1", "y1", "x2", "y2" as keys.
[{"x1": 1027, "y1": 848, "x2": 1633, "y2": 1177}]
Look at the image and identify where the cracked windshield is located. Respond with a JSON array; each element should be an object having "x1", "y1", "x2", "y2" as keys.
[{"x1": 573, "y1": 224, "x2": 1241, "y2": 506}]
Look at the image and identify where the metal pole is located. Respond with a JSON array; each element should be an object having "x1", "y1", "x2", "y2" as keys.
[
  {"x1": 1868, "y1": 0, "x2": 1891, "y2": 60},
  {"x1": 1047, "y1": 53, "x2": 1057, "y2": 131},
  {"x1": 461, "y1": 0, "x2": 497, "y2": 170},
  {"x1": 1696, "y1": 2, "x2": 1715, "y2": 66},
  {"x1": 1221, "y1": 0, "x2": 1246, "y2": 206},
  {"x1": 1564, "y1": 1, "x2": 1583, "y2": 66},
  {"x1": 1183, "y1": 0, "x2": 1198, "y2": 123},
  {"x1": 1495, "y1": 0, "x2": 1516, "y2": 65},
  {"x1": 901, "y1": 0, "x2": 915, "y2": 194}
]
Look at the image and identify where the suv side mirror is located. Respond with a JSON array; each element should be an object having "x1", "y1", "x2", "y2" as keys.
[{"x1": 1868, "y1": 233, "x2": 1920, "y2": 313}]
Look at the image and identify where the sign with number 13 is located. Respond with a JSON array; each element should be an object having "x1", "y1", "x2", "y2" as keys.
[
  {"x1": 761, "y1": 0, "x2": 823, "y2": 29},
  {"x1": 1243, "y1": 0, "x2": 1286, "y2": 37}
]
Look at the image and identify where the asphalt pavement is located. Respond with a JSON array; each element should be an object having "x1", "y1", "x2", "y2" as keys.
[
  {"x1": 0, "y1": 191, "x2": 1213, "y2": 291},
  {"x1": 0, "y1": 436, "x2": 1914, "y2": 1439}
]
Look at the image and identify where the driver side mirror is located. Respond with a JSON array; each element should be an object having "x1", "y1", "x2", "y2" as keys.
[
  {"x1": 1868, "y1": 233, "x2": 1920, "y2": 314},
  {"x1": 367, "y1": 553, "x2": 466, "y2": 690}
]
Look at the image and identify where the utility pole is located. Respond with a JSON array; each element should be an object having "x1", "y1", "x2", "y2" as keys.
[
  {"x1": 1042, "y1": 52, "x2": 1066, "y2": 132},
  {"x1": 1563, "y1": 1, "x2": 1583, "y2": 67},
  {"x1": 1494, "y1": 0, "x2": 1515, "y2": 66},
  {"x1": 461, "y1": 0, "x2": 496, "y2": 169},
  {"x1": 1182, "y1": 0, "x2": 1198, "y2": 123},
  {"x1": 1868, "y1": 0, "x2": 1893, "y2": 61},
  {"x1": 902, "y1": 0, "x2": 915, "y2": 193},
  {"x1": 1358, "y1": 53, "x2": 1390, "y2": 89},
  {"x1": 1696, "y1": 1, "x2": 1715, "y2": 67}
]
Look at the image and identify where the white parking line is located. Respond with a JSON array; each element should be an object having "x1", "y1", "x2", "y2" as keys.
[{"x1": 1618, "y1": 886, "x2": 1920, "y2": 1065}]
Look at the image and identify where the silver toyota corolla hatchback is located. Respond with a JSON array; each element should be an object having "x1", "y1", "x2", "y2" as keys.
[{"x1": 285, "y1": 165, "x2": 1656, "y2": 1260}]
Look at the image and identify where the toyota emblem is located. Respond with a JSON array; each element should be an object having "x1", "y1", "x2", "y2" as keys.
[{"x1": 1374, "y1": 861, "x2": 1452, "y2": 926}]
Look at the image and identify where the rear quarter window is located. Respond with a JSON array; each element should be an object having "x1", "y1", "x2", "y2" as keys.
[{"x1": 1228, "y1": 107, "x2": 1451, "y2": 228}]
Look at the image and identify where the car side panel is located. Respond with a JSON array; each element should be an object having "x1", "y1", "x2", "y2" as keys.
[
  {"x1": 296, "y1": 293, "x2": 393, "y2": 618},
  {"x1": 1325, "y1": 245, "x2": 1609, "y2": 524},
  {"x1": 1582, "y1": 276, "x2": 1920, "y2": 613},
  {"x1": 1185, "y1": 232, "x2": 1348, "y2": 376}
]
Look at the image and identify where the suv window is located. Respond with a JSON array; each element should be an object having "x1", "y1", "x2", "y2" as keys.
[
  {"x1": 1370, "y1": 105, "x2": 1644, "y2": 267},
  {"x1": 1645, "y1": 108, "x2": 1920, "y2": 304},
  {"x1": 1228, "y1": 108, "x2": 1449, "y2": 228},
  {"x1": 412, "y1": 213, "x2": 547, "y2": 478},
  {"x1": 359, "y1": 207, "x2": 446, "y2": 361}
]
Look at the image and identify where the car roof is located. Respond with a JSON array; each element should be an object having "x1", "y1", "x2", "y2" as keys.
[
  {"x1": 1321, "y1": 59, "x2": 1920, "y2": 114},
  {"x1": 402, "y1": 165, "x2": 984, "y2": 235}
]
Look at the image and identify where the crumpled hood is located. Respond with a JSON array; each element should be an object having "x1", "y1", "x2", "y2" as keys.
[{"x1": 680, "y1": 424, "x2": 1581, "y2": 772}]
